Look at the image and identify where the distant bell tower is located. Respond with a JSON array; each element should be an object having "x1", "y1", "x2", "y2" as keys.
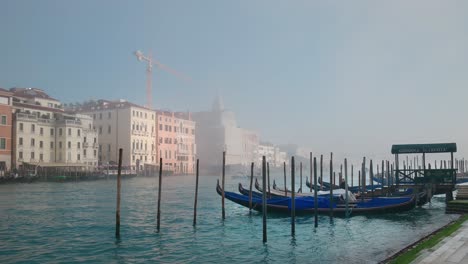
[{"x1": 212, "y1": 94, "x2": 224, "y2": 112}]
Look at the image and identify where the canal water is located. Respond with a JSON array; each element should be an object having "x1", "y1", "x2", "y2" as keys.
[{"x1": 0, "y1": 174, "x2": 459, "y2": 263}]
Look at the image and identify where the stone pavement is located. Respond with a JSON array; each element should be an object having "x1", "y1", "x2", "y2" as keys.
[{"x1": 412, "y1": 221, "x2": 468, "y2": 263}]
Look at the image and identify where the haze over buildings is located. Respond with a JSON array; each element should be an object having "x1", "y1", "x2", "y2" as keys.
[{"x1": 1, "y1": 1, "x2": 468, "y2": 161}]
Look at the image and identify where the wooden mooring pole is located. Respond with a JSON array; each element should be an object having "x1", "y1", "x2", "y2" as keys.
[
  {"x1": 313, "y1": 153, "x2": 318, "y2": 227},
  {"x1": 283, "y1": 162, "x2": 287, "y2": 196},
  {"x1": 291, "y1": 156, "x2": 295, "y2": 236},
  {"x1": 157, "y1": 157, "x2": 162, "y2": 231},
  {"x1": 310, "y1": 152, "x2": 313, "y2": 192},
  {"x1": 249, "y1": 162, "x2": 254, "y2": 214},
  {"x1": 345, "y1": 158, "x2": 349, "y2": 217},
  {"x1": 370, "y1": 160, "x2": 374, "y2": 198},
  {"x1": 300, "y1": 162, "x2": 302, "y2": 193},
  {"x1": 222, "y1": 151, "x2": 226, "y2": 220},
  {"x1": 267, "y1": 162, "x2": 271, "y2": 198},
  {"x1": 262, "y1": 156, "x2": 267, "y2": 243},
  {"x1": 320, "y1": 156, "x2": 324, "y2": 191},
  {"x1": 115, "y1": 148, "x2": 123, "y2": 237},
  {"x1": 381, "y1": 160, "x2": 385, "y2": 191},
  {"x1": 193, "y1": 159, "x2": 199, "y2": 226},
  {"x1": 329, "y1": 152, "x2": 333, "y2": 218}
]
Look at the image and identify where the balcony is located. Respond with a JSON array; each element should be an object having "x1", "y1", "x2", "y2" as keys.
[
  {"x1": 16, "y1": 113, "x2": 37, "y2": 121},
  {"x1": 38, "y1": 118, "x2": 54, "y2": 125},
  {"x1": 177, "y1": 148, "x2": 190, "y2": 155},
  {"x1": 131, "y1": 130, "x2": 149, "y2": 137},
  {"x1": 57, "y1": 119, "x2": 82, "y2": 126},
  {"x1": 132, "y1": 149, "x2": 148, "y2": 155}
]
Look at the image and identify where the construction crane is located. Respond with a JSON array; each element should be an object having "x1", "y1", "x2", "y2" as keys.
[{"x1": 134, "y1": 50, "x2": 190, "y2": 109}]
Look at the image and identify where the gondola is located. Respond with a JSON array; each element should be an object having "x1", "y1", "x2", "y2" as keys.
[
  {"x1": 218, "y1": 180, "x2": 417, "y2": 216},
  {"x1": 242, "y1": 182, "x2": 355, "y2": 200},
  {"x1": 305, "y1": 177, "x2": 382, "y2": 193},
  {"x1": 255, "y1": 178, "x2": 313, "y2": 198}
]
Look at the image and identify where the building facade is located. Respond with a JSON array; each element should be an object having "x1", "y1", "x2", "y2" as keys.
[
  {"x1": 11, "y1": 88, "x2": 98, "y2": 168},
  {"x1": 174, "y1": 112, "x2": 196, "y2": 174},
  {"x1": 0, "y1": 89, "x2": 13, "y2": 171},
  {"x1": 77, "y1": 100, "x2": 157, "y2": 171},
  {"x1": 156, "y1": 111, "x2": 196, "y2": 174},
  {"x1": 192, "y1": 96, "x2": 259, "y2": 172},
  {"x1": 256, "y1": 143, "x2": 288, "y2": 168}
]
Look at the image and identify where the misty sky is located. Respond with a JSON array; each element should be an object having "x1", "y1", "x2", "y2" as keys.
[{"x1": 1, "y1": 0, "x2": 467, "y2": 161}]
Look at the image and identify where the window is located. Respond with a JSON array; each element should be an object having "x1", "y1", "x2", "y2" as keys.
[
  {"x1": 39, "y1": 154, "x2": 43, "y2": 161},
  {"x1": 50, "y1": 142, "x2": 54, "y2": 149},
  {"x1": 93, "y1": 149, "x2": 97, "y2": 157},
  {"x1": 0, "y1": 138, "x2": 5, "y2": 149},
  {"x1": 59, "y1": 142, "x2": 62, "y2": 149},
  {"x1": 77, "y1": 142, "x2": 81, "y2": 149},
  {"x1": 19, "y1": 123, "x2": 23, "y2": 131},
  {"x1": 68, "y1": 128, "x2": 71, "y2": 136},
  {"x1": 99, "y1": 126, "x2": 102, "y2": 134},
  {"x1": 31, "y1": 152, "x2": 35, "y2": 159},
  {"x1": 77, "y1": 154, "x2": 81, "y2": 161},
  {"x1": 1, "y1": 115, "x2": 6, "y2": 125},
  {"x1": 19, "y1": 137, "x2": 23, "y2": 146},
  {"x1": 68, "y1": 141, "x2": 71, "y2": 148},
  {"x1": 39, "y1": 141, "x2": 43, "y2": 148},
  {"x1": 50, "y1": 128, "x2": 54, "y2": 136},
  {"x1": 77, "y1": 129, "x2": 81, "y2": 136},
  {"x1": 39, "y1": 127, "x2": 43, "y2": 135},
  {"x1": 31, "y1": 124, "x2": 35, "y2": 133},
  {"x1": 31, "y1": 138, "x2": 35, "y2": 147},
  {"x1": 19, "y1": 151, "x2": 23, "y2": 159},
  {"x1": 59, "y1": 128, "x2": 62, "y2": 136},
  {"x1": 93, "y1": 137, "x2": 96, "y2": 143},
  {"x1": 108, "y1": 125, "x2": 111, "y2": 134},
  {"x1": 83, "y1": 136, "x2": 87, "y2": 143},
  {"x1": 83, "y1": 149, "x2": 87, "y2": 157}
]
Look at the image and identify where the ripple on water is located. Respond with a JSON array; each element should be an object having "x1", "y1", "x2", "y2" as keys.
[{"x1": 0, "y1": 177, "x2": 460, "y2": 263}]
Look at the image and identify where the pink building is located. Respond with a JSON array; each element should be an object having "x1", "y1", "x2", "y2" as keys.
[{"x1": 156, "y1": 110, "x2": 196, "y2": 174}]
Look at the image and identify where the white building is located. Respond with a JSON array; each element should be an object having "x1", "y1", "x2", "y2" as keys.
[
  {"x1": 77, "y1": 99, "x2": 157, "y2": 171},
  {"x1": 192, "y1": 96, "x2": 259, "y2": 172},
  {"x1": 256, "y1": 143, "x2": 288, "y2": 168},
  {"x1": 11, "y1": 88, "x2": 98, "y2": 168}
]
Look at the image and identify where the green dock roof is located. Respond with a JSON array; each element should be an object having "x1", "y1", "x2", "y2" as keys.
[{"x1": 391, "y1": 143, "x2": 457, "y2": 154}]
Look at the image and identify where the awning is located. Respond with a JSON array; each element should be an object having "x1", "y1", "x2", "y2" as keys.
[{"x1": 391, "y1": 143, "x2": 457, "y2": 154}]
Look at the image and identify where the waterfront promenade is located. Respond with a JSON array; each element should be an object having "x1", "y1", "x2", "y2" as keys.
[{"x1": 412, "y1": 220, "x2": 468, "y2": 263}]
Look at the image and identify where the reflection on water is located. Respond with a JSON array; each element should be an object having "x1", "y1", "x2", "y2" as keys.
[{"x1": 0, "y1": 175, "x2": 459, "y2": 263}]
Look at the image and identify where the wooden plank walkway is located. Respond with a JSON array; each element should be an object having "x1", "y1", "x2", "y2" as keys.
[{"x1": 412, "y1": 221, "x2": 468, "y2": 263}]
